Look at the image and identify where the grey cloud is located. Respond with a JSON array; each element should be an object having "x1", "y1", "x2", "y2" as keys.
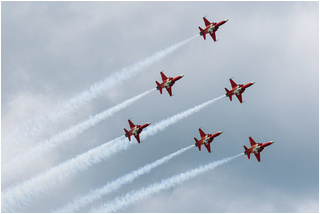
[{"x1": 2, "y1": 1, "x2": 318, "y2": 213}]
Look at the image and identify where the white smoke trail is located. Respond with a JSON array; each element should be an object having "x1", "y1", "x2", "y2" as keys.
[
  {"x1": 3, "y1": 88, "x2": 155, "y2": 185},
  {"x1": 92, "y1": 153, "x2": 243, "y2": 213},
  {"x1": 1, "y1": 136, "x2": 130, "y2": 213},
  {"x1": 4, "y1": 35, "x2": 198, "y2": 151},
  {"x1": 56, "y1": 145, "x2": 194, "y2": 213},
  {"x1": 2, "y1": 94, "x2": 223, "y2": 212},
  {"x1": 141, "y1": 95, "x2": 225, "y2": 139}
]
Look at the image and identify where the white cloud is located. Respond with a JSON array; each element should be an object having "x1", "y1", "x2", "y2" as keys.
[{"x1": 2, "y1": 1, "x2": 318, "y2": 212}]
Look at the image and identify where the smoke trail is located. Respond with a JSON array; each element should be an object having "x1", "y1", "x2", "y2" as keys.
[
  {"x1": 92, "y1": 153, "x2": 243, "y2": 213},
  {"x1": 47, "y1": 35, "x2": 197, "y2": 117},
  {"x1": 2, "y1": 94, "x2": 223, "y2": 212},
  {"x1": 3, "y1": 88, "x2": 155, "y2": 184},
  {"x1": 56, "y1": 145, "x2": 194, "y2": 213},
  {"x1": 4, "y1": 35, "x2": 198, "y2": 150},
  {"x1": 141, "y1": 95, "x2": 225, "y2": 139},
  {"x1": 1, "y1": 136, "x2": 129, "y2": 213}
]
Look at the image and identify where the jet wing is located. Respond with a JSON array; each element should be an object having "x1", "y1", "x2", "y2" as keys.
[
  {"x1": 236, "y1": 93, "x2": 243, "y2": 103},
  {"x1": 249, "y1": 137, "x2": 257, "y2": 146},
  {"x1": 203, "y1": 17, "x2": 211, "y2": 26},
  {"x1": 128, "y1": 119, "x2": 135, "y2": 129},
  {"x1": 229, "y1": 78, "x2": 238, "y2": 88},
  {"x1": 165, "y1": 86, "x2": 173, "y2": 96},
  {"x1": 134, "y1": 134, "x2": 141, "y2": 143},
  {"x1": 160, "y1": 72, "x2": 168, "y2": 82},
  {"x1": 254, "y1": 152, "x2": 261, "y2": 162},
  {"x1": 205, "y1": 143, "x2": 211, "y2": 153},
  {"x1": 209, "y1": 32, "x2": 217, "y2": 42},
  {"x1": 199, "y1": 128, "x2": 206, "y2": 138}
]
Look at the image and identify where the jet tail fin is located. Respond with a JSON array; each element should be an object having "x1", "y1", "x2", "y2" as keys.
[
  {"x1": 198, "y1": 27, "x2": 206, "y2": 40},
  {"x1": 194, "y1": 138, "x2": 201, "y2": 151},
  {"x1": 124, "y1": 128, "x2": 131, "y2": 141},
  {"x1": 155, "y1": 81, "x2": 162, "y2": 94},
  {"x1": 243, "y1": 145, "x2": 250, "y2": 159},
  {"x1": 225, "y1": 88, "x2": 232, "y2": 101}
]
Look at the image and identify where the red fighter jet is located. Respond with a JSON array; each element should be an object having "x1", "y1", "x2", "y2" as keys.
[
  {"x1": 194, "y1": 128, "x2": 223, "y2": 153},
  {"x1": 198, "y1": 17, "x2": 228, "y2": 42},
  {"x1": 225, "y1": 78, "x2": 255, "y2": 103},
  {"x1": 243, "y1": 137, "x2": 275, "y2": 162},
  {"x1": 155, "y1": 71, "x2": 184, "y2": 96},
  {"x1": 124, "y1": 119, "x2": 151, "y2": 143}
]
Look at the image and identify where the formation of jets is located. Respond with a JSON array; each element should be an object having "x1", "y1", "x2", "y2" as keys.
[{"x1": 121, "y1": 16, "x2": 274, "y2": 162}]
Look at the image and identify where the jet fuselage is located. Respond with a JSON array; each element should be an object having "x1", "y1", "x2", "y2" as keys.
[
  {"x1": 200, "y1": 19, "x2": 228, "y2": 37},
  {"x1": 194, "y1": 130, "x2": 223, "y2": 153},
  {"x1": 243, "y1": 137, "x2": 274, "y2": 162}
]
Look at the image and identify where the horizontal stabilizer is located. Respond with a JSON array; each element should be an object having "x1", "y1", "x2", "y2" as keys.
[
  {"x1": 194, "y1": 138, "x2": 201, "y2": 151},
  {"x1": 124, "y1": 128, "x2": 131, "y2": 141},
  {"x1": 155, "y1": 81, "x2": 162, "y2": 94},
  {"x1": 243, "y1": 145, "x2": 250, "y2": 159},
  {"x1": 198, "y1": 27, "x2": 206, "y2": 40},
  {"x1": 225, "y1": 88, "x2": 232, "y2": 101}
]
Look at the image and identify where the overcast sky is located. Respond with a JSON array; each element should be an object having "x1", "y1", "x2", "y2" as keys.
[{"x1": 2, "y1": 1, "x2": 319, "y2": 213}]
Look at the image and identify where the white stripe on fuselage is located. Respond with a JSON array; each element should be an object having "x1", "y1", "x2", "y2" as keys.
[
  {"x1": 208, "y1": 24, "x2": 215, "y2": 34},
  {"x1": 234, "y1": 86, "x2": 242, "y2": 95},
  {"x1": 164, "y1": 80, "x2": 171, "y2": 88},
  {"x1": 133, "y1": 127, "x2": 139, "y2": 135},
  {"x1": 253, "y1": 145, "x2": 260, "y2": 154},
  {"x1": 203, "y1": 135, "x2": 210, "y2": 145}
]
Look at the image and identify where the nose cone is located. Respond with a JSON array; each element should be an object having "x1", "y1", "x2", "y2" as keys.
[
  {"x1": 181, "y1": 74, "x2": 185, "y2": 78},
  {"x1": 270, "y1": 141, "x2": 275, "y2": 144},
  {"x1": 252, "y1": 81, "x2": 255, "y2": 85},
  {"x1": 215, "y1": 131, "x2": 223, "y2": 137},
  {"x1": 225, "y1": 19, "x2": 229, "y2": 22}
]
